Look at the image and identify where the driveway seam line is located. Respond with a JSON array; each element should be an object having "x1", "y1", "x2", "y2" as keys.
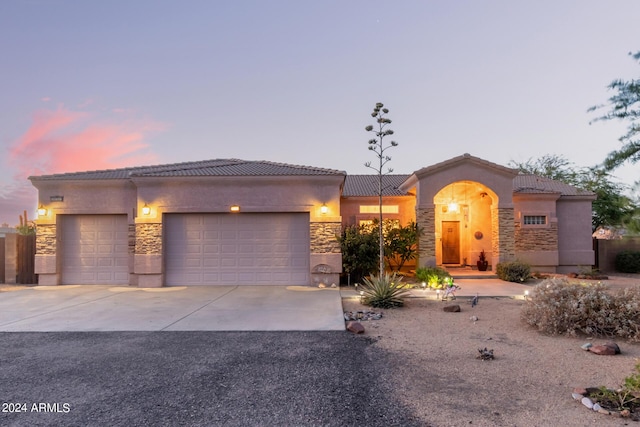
[
  {"x1": 159, "y1": 285, "x2": 239, "y2": 331},
  {"x1": 0, "y1": 290, "x2": 126, "y2": 327}
]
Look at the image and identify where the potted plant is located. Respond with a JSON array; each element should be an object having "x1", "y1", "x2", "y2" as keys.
[{"x1": 477, "y1": 250, "x2": 489, "y2": 271}]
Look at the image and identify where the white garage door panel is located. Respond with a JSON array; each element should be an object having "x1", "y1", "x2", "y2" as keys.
[
  {"x1": 61, "y1": 215, "x2": 129, "y2": 285},
  {"x1": 165, "y1": 213, "x2": 310, "y2": 286}
]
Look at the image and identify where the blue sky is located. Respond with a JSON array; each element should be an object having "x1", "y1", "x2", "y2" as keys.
[{"x1": 1, "y1": 0, "x2": 639, "y2": 226}]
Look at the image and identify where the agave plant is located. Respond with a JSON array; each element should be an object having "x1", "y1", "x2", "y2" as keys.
[{"x1": 360, "y1": 273, "x2": 411, "y2": 308}]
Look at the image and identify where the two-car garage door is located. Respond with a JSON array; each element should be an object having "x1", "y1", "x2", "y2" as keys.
[
  {"x1": 165, "y1": 213, "x2": 310, "y2": 286},
  {"x1": 59, "y1": 213, "x2": 310, "y2": 286}
]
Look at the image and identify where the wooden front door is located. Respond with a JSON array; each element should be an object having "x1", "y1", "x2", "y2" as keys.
[{"x1": 442, "y1": 221, "x2": 460, "y2": 264}]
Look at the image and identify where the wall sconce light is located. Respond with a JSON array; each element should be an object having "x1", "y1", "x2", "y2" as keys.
[
  {"x1": 320, "y1": 204, "x2": 328, "y2": 214},
  {"x1": 37, "y1": 205, "x2": 47, "y2": 216},
  {"x1": 141, "y1": 204, "x2": 151, "y2": 215},
  {"x1": 448, "y1": 202, "x2": 459, "y2": 213},
  {"x1": 230, "y1": 205, "x2": 240, "y2": 213}
]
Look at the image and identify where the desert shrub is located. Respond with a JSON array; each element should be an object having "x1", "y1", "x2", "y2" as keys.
[
  {"x1": 521, "y1": 277, "x2": 640, "y2": 341},
  {"x1": 615, "y1": 250, "x2": 640, "y2": 273},
  {"x1": 590, "y1": 363, "x2": 640, "y2": 411},
  {"x1": 338, "y1": 225, "x2": 379, "y2": 283},
  {"x1": 415, "y1": 267, "x2": 451, "y2": 289},
  {"x1": 360, "y1": 273, "x2": 411, "y2": 308},
  {"x1": 496, "y1": 261, "x2": 531, "y2": 282}
]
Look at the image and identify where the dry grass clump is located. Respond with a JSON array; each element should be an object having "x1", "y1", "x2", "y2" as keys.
[{"x1": 521, "y1": 277, "x2": 640, "y2": 341}]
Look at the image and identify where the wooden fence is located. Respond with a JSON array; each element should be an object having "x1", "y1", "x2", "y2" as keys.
[
  {"x1": 0, "y1": 237, "x2": 5, "y2": 283},
  {"x1": 595, "y1": 237, "x2": 640, "y2": 273},
  {"x1": 2, "y1": 234, "x2": 36, "y2": 284},
  {"x1": 17, "y1": 234, "x2": 36, "y2": 284}
]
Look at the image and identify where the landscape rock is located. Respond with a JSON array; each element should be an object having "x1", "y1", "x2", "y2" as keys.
[
  {"x1": 604, "y1": 341, "x2": 621, "y2": 354},
  {"x1": 346, "y1": 321, "x2": 365, "y2": 334},
  {"x1": 580, "y1": 343, "x2": 592, "y2": 351},
  {"x1": 592, "y1": 403, "x2": 602, "y2": 412},
  {"x1": 589, "y1": 342, "x2": 620, "y2": 356},
  {"x1": 581, "y1": 397, "x2": 594, "y2": 409},
  {"x1": 443, "y1": 305, "x2": 461, "y2": 312},
  {"x1": 571, "y1": 393, "x2": 583, "y2": 401},
  {"x1": 573, "y1": 387, "x2": 588, "y2": 395},
  {"x1": 469, "y1": 315, "x2": 479, "y2": 322}
]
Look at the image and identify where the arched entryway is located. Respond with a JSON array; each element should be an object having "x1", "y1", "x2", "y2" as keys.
[
  {"x1": 398, "y1": 154, "x2": 518, "y2": 270},
  {"x1": 434, "y1": 181, "x2": 495, "y2": 268}
]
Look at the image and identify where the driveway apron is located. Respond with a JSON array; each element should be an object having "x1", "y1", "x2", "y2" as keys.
[{"x1": 0, "y1": 285, "x2": 345, "y2": 332}]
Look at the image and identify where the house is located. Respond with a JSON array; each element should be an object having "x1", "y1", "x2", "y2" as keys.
[{"x1": 29, "y1": 154, "x2": 596, "y2": 287}]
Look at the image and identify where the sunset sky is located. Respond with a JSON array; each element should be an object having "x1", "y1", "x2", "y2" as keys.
[{"x1": 1, "y1": 1, "x2": 639, "y2": 226}]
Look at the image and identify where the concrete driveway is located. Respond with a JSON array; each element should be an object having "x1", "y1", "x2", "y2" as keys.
[{"x1": 0, "y1": 285, "x2": 345, "y2": 332}]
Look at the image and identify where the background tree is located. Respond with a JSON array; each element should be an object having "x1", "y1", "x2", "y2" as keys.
[
  {"x1": 509, "y1": 155, "x2": 637, "y2": 231},
  {"x1": 589, "y1": 51, "x2": 640, "y2": 170},
  {"x1": 365, "y1": 102, "x2": 398, "y2": 276}
]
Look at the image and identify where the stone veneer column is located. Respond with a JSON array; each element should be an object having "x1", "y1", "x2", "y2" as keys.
[
  {"x1": 309, "y1": 222, "x2": 342, "y2": 286},
  {"x1": 491, "y1": 207, "x2": 515, "y2": 265},
  {"x1": 34, "y1": 224, "x2": 58, "y2": 285},
  {"x1": 134, "y1": 222, "x2": 163, "y2": 287},
  {"x1": 417, "y1": 207, "x2": 436, "y2": 267}
]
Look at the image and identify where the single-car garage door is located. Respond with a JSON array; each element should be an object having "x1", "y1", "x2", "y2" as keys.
[
  {"x1": 165, "y1": 213, "x2": 310, "y2": 286},
  {"x1": 60, "y1": 215, "x2": 129, "y2": 285}
]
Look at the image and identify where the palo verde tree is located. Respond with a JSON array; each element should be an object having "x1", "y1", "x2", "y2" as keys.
[
  {"x1": 589, "y1": 51, "x2": 640, "y2": 170},
  {"x1": 365, "y1": 102, "x2": 398, "y2": 277}
]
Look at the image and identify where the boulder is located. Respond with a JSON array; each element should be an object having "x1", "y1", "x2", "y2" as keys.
[
  {"x1": 346, "y1": 321, "x2": 365, "y2": 334},
  {"x1": 443, "y1": 304, "x2": 461, "y2": 312},
  {"x1": 589, "y1": 343, "x2": 619, "y2": 356}
]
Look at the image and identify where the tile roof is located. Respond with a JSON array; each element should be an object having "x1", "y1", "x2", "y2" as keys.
[
  {"x1": 29, "y1": 159, "x2": 346, "y2": 181},
  {"x1": 513, "y1": 174, "x2": 595, "y2": 196},
  {"x1": 342, "y1": 175, "x2": 412, "y2": 197}
]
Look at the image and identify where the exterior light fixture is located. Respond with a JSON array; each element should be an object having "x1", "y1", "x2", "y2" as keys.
[
  {"x1": 421, "y1": 282, "x2": 427, "y2": 290},
  {"x1": 320, "y1": 204, "x2": 328, "y2": 214},
  {"x1": 524, "y1": 290, "x2": 530, "y2": 300},
  {"x1": 448, "y1": 202, "x2": 459, "y2": 213},
  {"x1": 230, "y1": 205, "x2": 240, "y2": 213},
  {"x1": 37, "y1": 205, "x2": 47, "y2": 216},
  {"x1": 141, "y1": 204, "x2": 151, "y2": 215},
  {"x1": 436, "y1": 289, "x2": 441, "y2": 300}
]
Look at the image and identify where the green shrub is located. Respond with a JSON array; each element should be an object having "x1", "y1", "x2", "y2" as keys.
[
  {"x1": 338, "y1": 225, "x2": 379, "y2": 283},
  {"x1": 496, "y1": 261, "x2": 531, "y2": 282},
  {"x1": 415, "y1": 267, "x2": 451, "y2": 289},
  {"x1": 521, "y1": 277, "x2": 640, "y2": 341},
  {"x1": 360, "y1": 273, "x2": 411, "y2": 308},
  {"x1": 615, "y1": 250, "x2": 640, "y2": 273}
]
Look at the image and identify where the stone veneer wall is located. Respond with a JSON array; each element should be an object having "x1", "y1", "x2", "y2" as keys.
[
  {"x1": 135, "y1": 223, "x2": 162, "y2": 255},
  {"x1": 417, "y1": 207, "x2": 436, "y2": 263},
  {"x1": 36, "y1": 224, "x2": 56, "y2": 255},
  {"x1": 128, "y1": 224, "x2": 136, "y2": 254},
  {"x1": 310, "y1": 222, "x2": 341, "y2": 253},
  {"x1": 514, "y1": 223, "x2": 558, "y2": 252},
  {"x1": 491, "y1": 208, "x2": 515, "y2": 261}
]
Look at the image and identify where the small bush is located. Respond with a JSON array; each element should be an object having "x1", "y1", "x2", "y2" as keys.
[
  {"x1": 521, "y1": 277, "x2": 640, "y2": 341},
  {"x1": 496, "y1": 261, "x2": 531, "y2": 282},
  {"x1": 615, "y1": 251, "x2": 640, "y2": 273},
  {"x1": 415, "y1": 267, "x2": 451, "y2": 289},
  {"x1": 361, "y1": 273, "x2": 411, "y2": 308}
]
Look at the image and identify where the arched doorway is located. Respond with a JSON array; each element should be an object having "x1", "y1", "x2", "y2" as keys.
[{"x1": 434, "y1": 181, "x2": 495, "y2": 267}]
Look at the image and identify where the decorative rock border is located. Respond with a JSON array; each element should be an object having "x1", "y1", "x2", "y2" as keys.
[
  {"x1": 571, "y1": 388, "x2": 633, "y2": 418},
  {"x1": 343, "y1": 311, "x2": 383, "y2": 321}
]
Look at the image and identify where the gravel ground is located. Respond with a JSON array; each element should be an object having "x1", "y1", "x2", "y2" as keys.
[
  {"x1": 0, "y1": 331, "x2": 422, "y2": 427},
  {"x1": 344, "y1": 292, "x2": 640, "y2": 427}
]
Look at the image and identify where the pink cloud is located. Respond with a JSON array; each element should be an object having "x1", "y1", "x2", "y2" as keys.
[
  {"x1": 9, "y1": 105, "x2": 163, "y2": 177},
  {"x1": 1, "y1": 105, "x2": 166, "y2": 225}
]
